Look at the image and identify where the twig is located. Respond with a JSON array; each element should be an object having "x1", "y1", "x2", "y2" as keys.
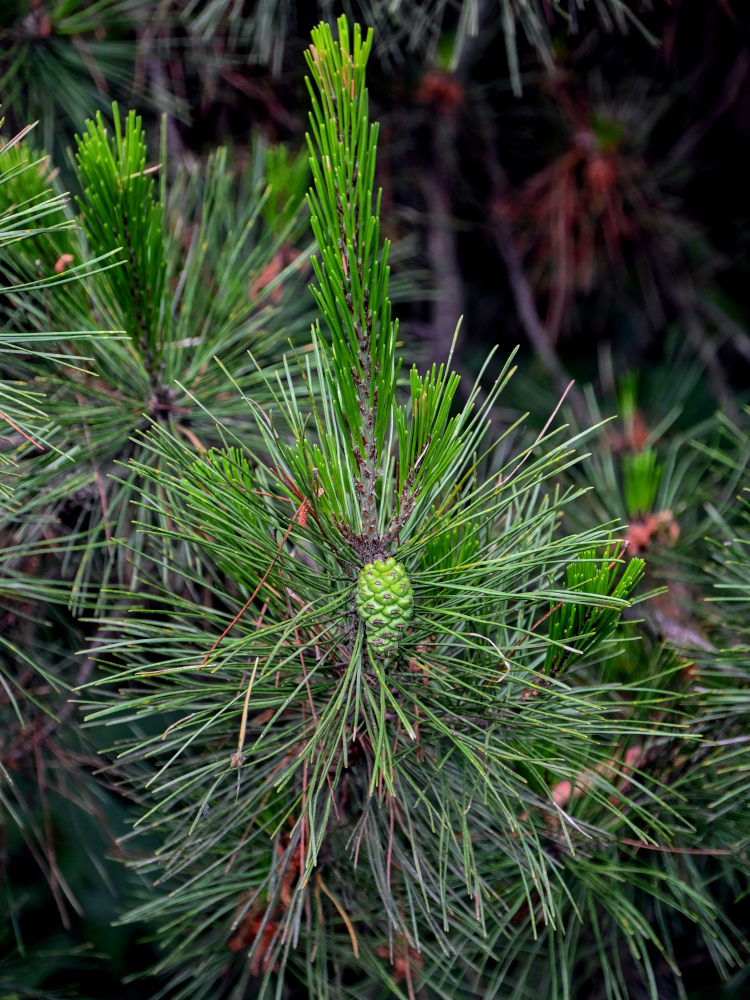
[
  {"x1": 664, "y1": 49, "x2": 750, "y2": 171},
  {"x1": 0, "y1": 409, "x2": 43, "y2": 449},
  {"x1": 76, "y1": 391, "x2": 112, "y2": 552},
  {"x1": 200, "y1": 494, "x2": 308, "y2": 666},
  {"x1": 472, "y1": 98, "x2": 589, "y2": 425},
  {"x1": 619, "y1": 837, "x2": 736, "y2": 857},
  {"x1": 18, "y1": 614, "x2": 120, "y2": 758},
  {"x1": 490, "y1": 207, "x2": 588, "y2": 426}
]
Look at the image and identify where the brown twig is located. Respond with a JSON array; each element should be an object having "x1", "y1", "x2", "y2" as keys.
[{"x1": 468, "y1": 98, "x2": 589, "y2": 426}]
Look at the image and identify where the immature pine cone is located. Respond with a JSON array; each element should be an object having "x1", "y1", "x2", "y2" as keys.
[{"x1": 356, "y1": 557, "x2": 414, "y2": 658}]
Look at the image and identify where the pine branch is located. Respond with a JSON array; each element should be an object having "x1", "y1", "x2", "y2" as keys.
[
  {"x1": 75, "y1": 107, "x2": 169, "y2": 394},
  {"x1": 1, "y1": 112, "x2": 316, "y2": 610},
  {"x1": 305, "y1": 21, "x2": 398, "y2": 557},
  {"x1": 70, "y1": 18, "x2": 750, "y2": 1000}
]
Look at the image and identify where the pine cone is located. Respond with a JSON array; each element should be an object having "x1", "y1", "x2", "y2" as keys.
[{"x1": 356, "y1": 557, "x2": 414, "y2": 658}]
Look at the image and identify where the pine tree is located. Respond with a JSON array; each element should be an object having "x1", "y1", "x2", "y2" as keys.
[
  {"x1": 3, "y1": 8, "x2": 750, "y2": 1000},
  {"x1": 74, "y1": 19, "x2": 750, "y2": 1000},
  {"x1": 0, "y1": 93, "x2": 315, "y2": 996},
  {"x1": 0, "y1": 119, "x2": 125, "y2": 985},
  {"x1": 0, "y1": 119, "x2": 96, "y2": 499},
  {"x1": 0, "y1": 105, "x2": 315, "y2": 610}
]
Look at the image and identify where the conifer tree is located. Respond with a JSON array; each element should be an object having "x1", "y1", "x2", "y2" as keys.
[
  {"x1": 0, "y1": 106, "x2": 315, "y2": 610},
  {"x1": 0, "y1": 97, "x2": 314, "y2": 994},
  {"x1": 0, "y1": 120, "x2": 97, "y2": 499},
  {"x1": 3, "y1": 7, "x2": 750, "y2": 999},
  {"x1": 75, "y1": 18, "x2": 750, "y2": 1000},
  {"x1": 0, "y1": 120, "x2": 122, "y2": 983}
]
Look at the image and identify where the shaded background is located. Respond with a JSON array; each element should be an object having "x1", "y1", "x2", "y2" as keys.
[{"x1": 4, "y1": 1, "x2": 750, "y2": 408}]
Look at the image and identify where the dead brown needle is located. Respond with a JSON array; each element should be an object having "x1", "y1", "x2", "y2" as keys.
[
  {"x1": 200, "y1": 489, "x2": 316, "y2": 668},
  {"x1": 316, "y1": 874, "x2": 359, "y2": 959},
  {"x1": 231, "y1": 657, "x2": 259, "y2": 799}
]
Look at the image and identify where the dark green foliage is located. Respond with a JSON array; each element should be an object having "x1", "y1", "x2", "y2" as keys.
[
  {"x1": 0, "y1": 0, "x2": 152, "y2": 165},
  {"x1": 2, "y1": 5, "x2": 750, "y2": 1000},
  {"x1": 0, "y1": 105, "x2": 315, "y2": 609},
  {"x1": 70, "y1": 19, "x2": 750, "y2": 1000}
]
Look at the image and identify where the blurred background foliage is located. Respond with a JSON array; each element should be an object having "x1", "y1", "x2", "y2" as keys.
[{"x1": 2, "y1": 1, "x2": 750, "y2": 998}]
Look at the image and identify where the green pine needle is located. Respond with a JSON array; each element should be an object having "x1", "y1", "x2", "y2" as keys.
[{"x1": 74, "y1": 19, "x2": 746, "y2": 1000}]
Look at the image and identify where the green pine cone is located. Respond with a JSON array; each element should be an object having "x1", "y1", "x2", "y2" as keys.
[{"x1": 356, "y1": 557, "x2": 414, "y2": 658}]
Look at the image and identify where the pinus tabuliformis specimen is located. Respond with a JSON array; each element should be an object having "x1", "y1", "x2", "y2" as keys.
[
  {"x1": 83, "y1": 18, "x2": 747, "y2": 1000},
  {"x1": 0, "y1": 107, "x2": 315, "y2": 612}
]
